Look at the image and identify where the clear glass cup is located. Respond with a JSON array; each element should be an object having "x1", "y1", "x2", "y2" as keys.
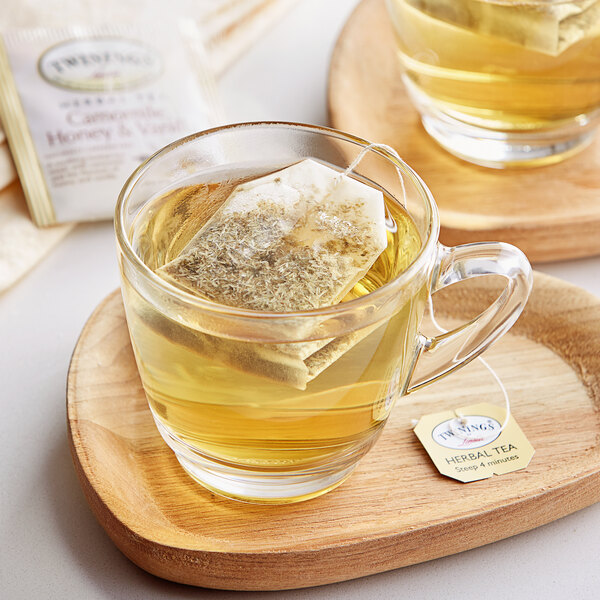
[
  {"x1": 386, "y1": 0, "x2": 600, "y2": 168},
  {"x1": 115, "y1": 122, "x2": 532, "y2": 504}
]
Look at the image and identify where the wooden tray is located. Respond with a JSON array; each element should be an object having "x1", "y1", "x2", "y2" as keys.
[
  {"x1": 328, "y1": 0, "x2": 600, "y2": 263},
  {"x1": 67, "y1": 273, "x2": 600, "y2": 590}
]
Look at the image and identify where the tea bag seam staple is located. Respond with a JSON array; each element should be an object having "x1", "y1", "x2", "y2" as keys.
[{"x1": 410, "y1": 294, "x2": 511, "y2": 440}]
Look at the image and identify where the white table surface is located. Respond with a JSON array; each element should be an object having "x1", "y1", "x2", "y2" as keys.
[{"x1": 2, "y1": 1, "x2": 600, "y2": 598}]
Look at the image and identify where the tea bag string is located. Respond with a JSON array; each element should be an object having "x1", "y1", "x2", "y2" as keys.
[
  {"x1": 341, "y1": 143, "x2": 407, "y2": 208},
  {"x1": 340, "y1": 143, "x2": 510, "y2": 439},
  {"x1": 423, "y1": 294, "x2": 511, "y2": 439}
]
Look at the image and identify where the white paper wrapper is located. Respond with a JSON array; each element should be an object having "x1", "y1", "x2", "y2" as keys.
[{"x1": 0, "y1": 20, "x2": 221, "y2": 226}]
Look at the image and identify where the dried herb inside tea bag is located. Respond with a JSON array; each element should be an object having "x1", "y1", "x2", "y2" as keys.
[
  {"x1": 159, "y1": 159, "x2": 387, "y2": 311},
  {"x1": 157, "y1": 159, "x2": 388, "y2": 388}
]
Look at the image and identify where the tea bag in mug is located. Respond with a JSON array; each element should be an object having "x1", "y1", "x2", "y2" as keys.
[
  {"x1": 157, "y1": 159, "x2": 388, "y2": 388},
  {"x1": 159, "y1": 159, "x2": 387, "y2": 311},
  {"x1": 405, "y1": 0, "x2": 600, "y2": 56}
]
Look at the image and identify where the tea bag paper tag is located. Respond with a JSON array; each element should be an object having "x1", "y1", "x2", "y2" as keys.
[{"x1": 413, "y1": 402, "x2": 534, "y2": 483}]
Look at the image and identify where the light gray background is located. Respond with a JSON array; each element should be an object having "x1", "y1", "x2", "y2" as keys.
[{"x1": 1, "y1": 1, "x2": 599, "y2": 598}]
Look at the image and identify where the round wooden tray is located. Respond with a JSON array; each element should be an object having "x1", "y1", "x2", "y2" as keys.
[
  {"x1": 328, "y1": 0, "x2": 600, "y2": 263},
  {"x1": 67, "y1": 273, "x2": 600, "y2": 590}
]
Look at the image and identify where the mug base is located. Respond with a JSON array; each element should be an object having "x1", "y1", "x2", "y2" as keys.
[
  {"x1": 421, "y1": 112, "x2": 595, "y2": 169},
  {"x1": 404, "y1": 78, "x2": 598, "y2": 168},
  {"x1": 179, "y1": 457, "x2": 356, "y2": 504},
  {"x1": 152, "y1": 412, "x2": 367, "y2": 504}
]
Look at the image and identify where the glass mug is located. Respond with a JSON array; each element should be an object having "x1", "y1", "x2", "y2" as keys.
[
  {"x1": 115, "y1": 122, "x2": 532, "y2": 504},
  {"x1": 386, "y1": 0, "x2": 600, "y2": 168}
]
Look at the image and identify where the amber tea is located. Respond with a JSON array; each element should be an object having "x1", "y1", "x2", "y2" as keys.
[{"x1": 121, "y1": 161, "x2": 425, "y2": 501}]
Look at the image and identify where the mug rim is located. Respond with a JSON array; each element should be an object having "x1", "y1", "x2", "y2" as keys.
[{"x1": 115, "y1": 121, "x2": 440, "y2": 319}]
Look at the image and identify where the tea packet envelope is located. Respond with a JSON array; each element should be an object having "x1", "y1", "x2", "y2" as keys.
[
  {"x1": 408, "y1": 0, "x2": 600, "y2": 56},
  {"x1": 0, "y1": 20, "x2": 220, "y2": 225},
  {"x1": 158, "y1": 159, "x2": 388, "y2": 389}
]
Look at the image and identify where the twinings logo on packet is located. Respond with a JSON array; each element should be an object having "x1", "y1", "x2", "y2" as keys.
[
  {"x1": 414, "y1": 402, "x2": 534, "y2": 483},
  {"x1": 432, "y1": 414, "x2": 501, "y2": 450},
  {"x1": 38, "y1": 37, "x2": 162, "y2": 92}
]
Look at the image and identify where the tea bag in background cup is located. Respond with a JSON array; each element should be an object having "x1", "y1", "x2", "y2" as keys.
[
  {"x1": 386, "y1": 0, "x2": 600, "y2": 167},
  {"x1": 403, "y1": 0, "x2": 600, "y2": 56}
]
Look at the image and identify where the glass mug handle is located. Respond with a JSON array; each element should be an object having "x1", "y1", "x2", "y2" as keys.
[{"x1": 407, "y1": 241, "x2": 533, "y2": 393}]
